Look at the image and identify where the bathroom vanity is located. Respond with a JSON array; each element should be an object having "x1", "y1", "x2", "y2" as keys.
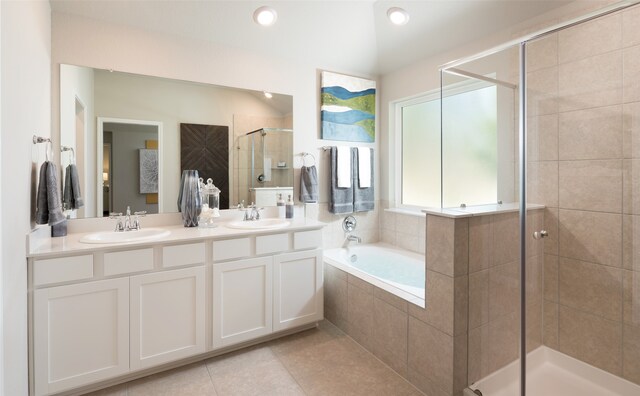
[{"x1": 26, "y1": 219, "x2": 324, "y2": 396}]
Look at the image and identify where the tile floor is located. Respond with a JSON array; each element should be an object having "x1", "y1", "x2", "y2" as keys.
[{"x1": 85, "y1": 321, "x2": 423, "y2": 396}]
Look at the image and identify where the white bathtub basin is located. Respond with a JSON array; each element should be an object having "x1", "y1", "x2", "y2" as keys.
[
  {"x1": 225, "y1": 218, "x2": 290, "y2": 230},
  {"x1": 79, "y1": 228, "x2": 171, "y2": 244}
]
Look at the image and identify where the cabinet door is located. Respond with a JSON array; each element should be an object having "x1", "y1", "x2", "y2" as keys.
[
  {"x1": 130, "y1": 266, "x2": 206, "y2": 370},
  {"x1": 273, "y1": 249, "x2": 323, "y2": 331},
  {"x1": 213, "y1": 257, "x2": 273, "y2": 348},
  {"x1": 33, "y1": 278, "x2": 129, "y2": 396}
]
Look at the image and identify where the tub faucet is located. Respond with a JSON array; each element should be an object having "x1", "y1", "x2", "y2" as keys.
[{"x1": 346, "y1": 233, "x2": 362, "y2": 243}]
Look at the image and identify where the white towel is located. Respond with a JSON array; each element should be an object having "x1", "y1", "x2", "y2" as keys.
[
  {"x1": 337, "y1": 146, "x2": 351, "y2": 188},
  {"x1": 358, "y1": 147, "x2": 371, "y2": 188},
  {"x1": 263, "y1": 157, "x2": 272, "y2": 181}
]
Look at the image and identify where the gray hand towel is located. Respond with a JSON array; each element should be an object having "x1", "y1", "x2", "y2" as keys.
[
  {"x1": 329, "y1": 147, "x2": 354, "y2": 214},
  {"x1": 35, "y1": 162, "x2": 49, "y2": 224},
  {"x1": 300, "y1": 165, "x2": 319, "y2": 203},
  {"x1": 69, "y1": 164, "x2": 84, "y2": 208},
  {"x1": 354, "y1": 148, "x2": 374, "y2": 212},
  {"x1": 63, "y1": 165, "x2": 72, "y2": 210},
  {"x1": 46, "y1": 162, "x2": 66, "y2": 225},
  {"x1": 63, "y1": 164, "x2": 84, "y2": 210}
]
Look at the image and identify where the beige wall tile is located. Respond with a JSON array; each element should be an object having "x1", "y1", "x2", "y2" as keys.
[
  {"x1": 347, "y1": 281, "x2": 373, "y2": 345},
  {"x1": 558, "y1": 13, "x2": 621, "y2": 64},
  {"x1": 527, "y1": 302, "x2": 543, "y2": 352},
  {"x1": 544, "y1": 254, "x2": 559, "y2": 302},
  {"x1": 559, "y1": 105, "x2": 622, "y2": 160},
  {"x1": 453, "y1": 333, "x2": 468, "y2": 395},
  {"x1": 381, "y1": 210, "x2": 396, "y2": 232},
  {"x1": 427, "y1": 215, "x2": 455, "y2": 276},
  {"x1": 396, "y1": 213, "x2": 422, "y2": 236},
  {"x1": 623, "y1": 270, "x2": 640, "y2": 326},
  {"x1": 527, "y1": 66, "x2": 559, "y2": 116},
  {"x1": 488, "y1": 311, "x2": 519, "y2": 373},
  {"x1": 469, "y1": 270, "x2": 489, "y2": 329},
  {"x1": 396, "y1": 231, "x2": 421, "y2": 254},
  {"x1": 526, "y1": 254, "x2": 543, "y2": 307},
  {"x1": 454, "y1": 218, "x2": 469, "y2": 276},
  {"x1": 623, "y1": 159, "x2": 640, "y2": 215},
  {"x1": 528, "y1": 161, "x2": 558, "y2": 207},
  {"x1": 373, "y1": 297, "x2": 408, "y2": 365},
  {"x1": 408, "y1": 317, "x2": 453, "y2": 394},
  {"x1": 623, "y1": 102, "x2": 640, "y2": 158},
  {"x1": 424, "y1": 269, "x2": 454, "y2": 336},
  {"x1": 454, "y1": 275, "x2": 469, "y2": 336},
  {"x1": 408, "y1": 368, "x2": 449, "y2": 396},
  {"x1": 543, "y1": 301, "x2": 559, "y2": 349},
  {"x1": 348, "y1": 273, "x2": 373, "y2": 293},
  {"x1": 468, "y1": 325, "x2": 490, "y2": 384},
  {"x1": 559, "y1": 160, "x2": 623, "y2": 213},
  {"x1": 526, "y1": 209, "x2": 545, "y2": 258},
  {"x1": 374, "y1": 286, "x2": 408, "y2": 313},
  {"x1": 469, "y1": 216, "x2": 492, "y2": 273},
  {"x1": 492, "y1": 213, "x2": 519, "y2": 266},
  {"x1": 558, "y1": 50, "x2": 622, "y2": 112},
  {"x1": 489, "y1": 261, "x2": 519, "y2": 321},
  {"x1": 559, "y1": 209, "x2": 622, "y2": 267},
  {"x1": 528, "y1": 114, "x2": 559, "y2": 162},
  {"x1": 559, "y1": 257, "x2": 622, "y2": 321},
  {"x1": 324, "y1": 266, "x2": 348, "y2": 330},
  {"x1": 624, "y1": 45, "x2": 640, "y2": 103},
  {"x1": 623, "y1": 323, "x2": 640, "y2": 385},
  {"x1": 623, "y1": 215, "x2": 640, "y2": 271},
  {"x1": 372, "y1": 337, "x2": 408, "y2": 379},
  {"x1": 544, "y1": 208, "x2": 559, "y2": 255},
  {"x1": 623, "y1": 6, "x2": 640, "y2": 48},
  {"x1": 527, "y1": 33, "x2": 558, "y2": 72},
  {"x1": 558, "y1": 305, "x2": 622, "y2": 375}
]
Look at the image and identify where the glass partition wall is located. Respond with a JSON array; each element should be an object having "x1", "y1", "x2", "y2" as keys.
[{"x1": 440, "y1": 1, "x2": 640, "y2": 395}]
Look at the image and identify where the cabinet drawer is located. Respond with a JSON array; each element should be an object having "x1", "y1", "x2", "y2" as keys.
[
  {"x1": 213, "y1": 238, "x2": 250, "y2": 262},
  {"x1": 33, "y1": 255, "x2": 93, "y2": 286},
  {"x1": 104, "y1": 248, "x2": 154, "y2": 276},
  {"x1": 256, "y1": 233, "x2": 289, "y2": 255},
  {"x1": 294, "y1": 230, "x2": 322, "y2": 250},
  {"x1": 162, "y1": 242, "x2": 205, "y2": 268}
]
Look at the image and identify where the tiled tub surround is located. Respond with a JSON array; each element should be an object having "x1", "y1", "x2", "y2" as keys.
[
  {"x1": 324, "y1": 208, "x2": 544, "y2": 396},
  {"x1": 27, "y1": 217, "x2": 324, "y2": 396},
  {"x1": 525, "y1": 5, "x2": 640, "y2": 386}
]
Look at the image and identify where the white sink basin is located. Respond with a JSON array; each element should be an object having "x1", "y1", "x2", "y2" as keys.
[
  {"x1": 79, "y1": 228, "x2": 171, "y2": 244},
  {"x1": 225, "y1": 218, "x2": 290, "y2": 230}
]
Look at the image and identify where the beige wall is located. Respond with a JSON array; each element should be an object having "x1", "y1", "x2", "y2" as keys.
[{"x1": 526, "y1": 5, "x2": 640, "y2": 383}]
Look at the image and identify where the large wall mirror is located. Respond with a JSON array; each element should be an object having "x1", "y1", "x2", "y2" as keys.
[{"x1": 59, "y1": 64, "x2": 293, "y2": 219}]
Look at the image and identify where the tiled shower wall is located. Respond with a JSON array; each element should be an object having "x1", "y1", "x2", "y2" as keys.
[{"x1": 527, "y1": 5, "x2": 640, "y2": 384}]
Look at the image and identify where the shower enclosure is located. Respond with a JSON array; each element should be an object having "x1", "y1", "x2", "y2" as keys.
[
  {"x1": 236, "y1": 128, "x2": 293, "y2": 207},
  {"x1": 439, "y1": 1, "x2": 640, "y2": 394}
]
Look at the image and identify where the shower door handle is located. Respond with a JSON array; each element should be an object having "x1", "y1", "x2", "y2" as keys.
[{"x1": 533, "y1": 230, "x2": 549, "y2": 239}]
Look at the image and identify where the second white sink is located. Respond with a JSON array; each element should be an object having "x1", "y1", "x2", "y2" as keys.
[
  {"x1": 225, "y1": 218, "x2": 290, "y2": 230},
  {"x1": 79, "y1": 228, "x2": 171, "y2": 244}
]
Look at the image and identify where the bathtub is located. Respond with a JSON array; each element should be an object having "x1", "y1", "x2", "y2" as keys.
[{"x1": 324, "y1": 243, "x2": 425, "y2": 307}]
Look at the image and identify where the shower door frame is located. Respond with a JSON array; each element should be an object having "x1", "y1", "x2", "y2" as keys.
[{"x1": 439, "y1": 1, "x2": 640, "y2": 395}]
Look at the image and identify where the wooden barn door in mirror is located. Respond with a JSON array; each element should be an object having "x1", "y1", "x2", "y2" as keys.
[{"x1": 180, "y1": 123, "x2": 230, "y2": 209}]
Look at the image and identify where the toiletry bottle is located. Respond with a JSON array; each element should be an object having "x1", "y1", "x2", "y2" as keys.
[
  {"x1": 285, "y1": 195, "x2": 294, "y2": 219},
  {"x1": 277, "y1": 193, "x2": 285, "y2": 219}
]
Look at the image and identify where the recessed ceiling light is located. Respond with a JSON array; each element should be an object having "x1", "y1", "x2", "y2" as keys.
[
  {"x1": 263, "y1": 91, "x2": 273, "y2": 99},
  {"x1": 253, "y1": 6, "x2": 278, "y2": 26},
  {"x1": 387, "y1": 7, "x2": 409, "y2": 26}
]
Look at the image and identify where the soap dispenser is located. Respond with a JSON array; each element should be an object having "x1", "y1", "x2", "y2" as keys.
[
  {"x1": 277, "y1": 193, "x2": 286, "y2": 219},
  {"x1": 285, "y1": 195, "x2": 294, "y2": 219}
]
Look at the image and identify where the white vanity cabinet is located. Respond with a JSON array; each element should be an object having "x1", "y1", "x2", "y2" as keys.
[
  {"x1": 213, "y1": 256, "x2": 273, "y2": 348},
  {"x1": 28, "y1": 223, "x2": 324, "y2": 396},
  {"x1": 130, "y1": 266, "x2": 206, "y2": 370},
  {"x1": 273, "y1": 249, "x2": 323, "y2": 331},
  {"x1": 33, "y1": 278, "x2": 130, "y2": 396}
]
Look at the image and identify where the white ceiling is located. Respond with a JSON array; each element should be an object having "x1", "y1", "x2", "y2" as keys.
[{"x1": 50, "y1": 0, "x2": 577, "y2": 76}]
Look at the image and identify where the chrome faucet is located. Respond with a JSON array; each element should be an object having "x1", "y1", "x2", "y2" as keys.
[
  {"x1": 110, "y1": 206, "x2": 146, "y2": 232},
  {"x1": 346, "y1": 233, "x2": 362, "y2": 243},
  {"x1": 244, "y1": 203, "x2": 264, "y2": 221}
]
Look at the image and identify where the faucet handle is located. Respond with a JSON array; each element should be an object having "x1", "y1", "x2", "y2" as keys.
[
  {"x1": 134, "y1": 211, "x2": 147, "y2": 217},
  {"x1": 109, "y1": 212, "x2": 123, "y2": 219}
]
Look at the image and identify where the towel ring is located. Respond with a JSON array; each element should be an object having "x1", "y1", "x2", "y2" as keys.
[{"x1": 301, "y1": 152, "x2": 316, "y2": 167}]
